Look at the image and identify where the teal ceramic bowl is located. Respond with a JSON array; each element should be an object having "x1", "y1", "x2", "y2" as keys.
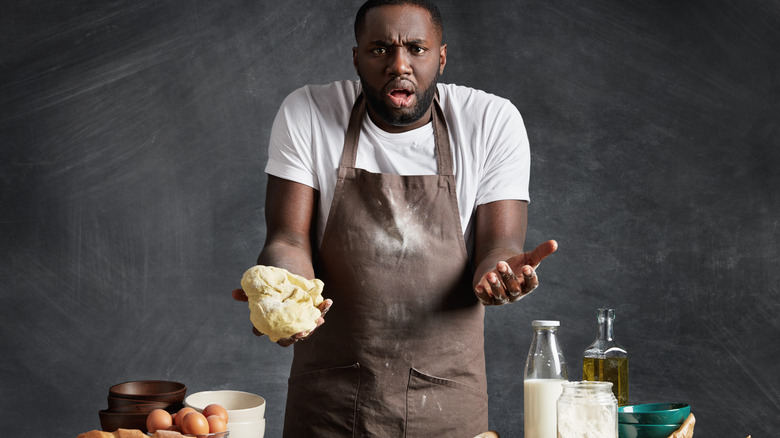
[
  {"x1": 618, "y1": 403, "x2": 690, "y2": 425},
  {"x1": 618, "y1": 422, "x2": 682, "y2": 438}
]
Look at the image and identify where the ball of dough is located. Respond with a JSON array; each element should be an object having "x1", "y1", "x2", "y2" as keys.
[{"x1": 240, "y1": 265, "x2": 325, "y2": 342}]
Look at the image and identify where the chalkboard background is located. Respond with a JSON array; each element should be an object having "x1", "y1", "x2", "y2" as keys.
[{"x1": 2, "y1": 0, "x2": 778, "y2": 436}]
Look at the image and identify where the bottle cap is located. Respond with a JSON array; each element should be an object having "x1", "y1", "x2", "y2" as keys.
[{"x1": 531, "y1": 320, "x2": 560, "y2": 327}]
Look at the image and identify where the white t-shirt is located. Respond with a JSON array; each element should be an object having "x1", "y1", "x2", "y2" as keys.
[{"x1": 265, "y1": 80, "x2": 531, "y2": 254}]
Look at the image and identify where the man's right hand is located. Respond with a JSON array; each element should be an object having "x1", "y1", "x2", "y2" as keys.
[{"x1": 232, "y1": 289, "x2": 332, "y2": 347}]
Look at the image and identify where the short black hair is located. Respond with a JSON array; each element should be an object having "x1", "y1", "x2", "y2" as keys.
[{"x1": 354, "y1": 0, "x2": 443, "y2": 42}]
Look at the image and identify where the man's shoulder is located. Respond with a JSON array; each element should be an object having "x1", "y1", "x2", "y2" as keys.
[
  {"x1": 287, "y1": 80, "x2": 360, "y2": 104},
  {"x1": 437, "y1": 83, "x2": 519, "y2": 119},
  {"x1": 277, "y1": 80, "x2": 360, "y2": 124}
]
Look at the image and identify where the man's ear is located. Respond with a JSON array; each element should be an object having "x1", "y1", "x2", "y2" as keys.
[
  {"x1": 353, "y1": 47, "x2": 359, "y2": 75},
  {"x1": 439, "y1": 44, "x2": 447, "y2": 75}
]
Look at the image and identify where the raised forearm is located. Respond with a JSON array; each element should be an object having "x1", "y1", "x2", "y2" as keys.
[
  {"x1": 471, "y1": 200, "x2": 527, "y2": 286},
  {"x1": 257, "y1": 175, "x2": 319, "y2": 280},
  {"x1": 257, "y1": 235, "x2": 316, "y2": 280}
]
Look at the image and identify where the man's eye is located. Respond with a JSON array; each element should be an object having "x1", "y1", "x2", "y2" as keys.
[
  {"x1": 371, "y1": 47, "x2": 386, "y2": 55},
  {"x1": 411, "y1": 46, "x2": 426, "y2": 54}
]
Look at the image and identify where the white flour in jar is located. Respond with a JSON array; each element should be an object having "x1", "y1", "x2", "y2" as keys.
[{"x1": 556, "y1": 381, "x2": 617, "y2": 438}]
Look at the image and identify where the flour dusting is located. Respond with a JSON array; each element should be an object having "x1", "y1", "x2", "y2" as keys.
[{"x1": 373, "y1": 195, "x2": 429, "y2": 257}]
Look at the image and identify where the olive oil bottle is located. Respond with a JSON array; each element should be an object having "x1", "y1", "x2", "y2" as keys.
[{"x1": 583, "y1": 308, "x2": 629, "y2": 406}]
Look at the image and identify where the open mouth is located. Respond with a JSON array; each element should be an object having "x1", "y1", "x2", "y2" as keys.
[{"x1": 387, "y1": 87, "x2": 415, "y2": 108}]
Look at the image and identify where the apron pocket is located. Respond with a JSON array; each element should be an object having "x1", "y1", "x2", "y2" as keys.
[
  {"x1": 283, "y1": 363, "x2": 360, "y2": 437},
  {"x1": 406, "y1": 368, "x2": 488, "y2": 437}
]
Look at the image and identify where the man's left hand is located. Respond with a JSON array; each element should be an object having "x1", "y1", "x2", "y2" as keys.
[{"x1": 474, "y1": 240, "x2": 558, "y2": 305}]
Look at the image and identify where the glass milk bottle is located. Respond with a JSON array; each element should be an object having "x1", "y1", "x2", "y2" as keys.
[
  {"x1": 582, "y1": 308, "x2": 629, "y2": 406},
  {"x1": 524, "y1": 320, "x2": 569, "y2": 438},
  {"x1": 557, "y1": 381, "x2": 618, "y2": 438}
]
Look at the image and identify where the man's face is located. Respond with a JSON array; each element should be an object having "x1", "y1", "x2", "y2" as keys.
[{"x1": 353, "y1": 4, "x2": 447, "y2": 133}]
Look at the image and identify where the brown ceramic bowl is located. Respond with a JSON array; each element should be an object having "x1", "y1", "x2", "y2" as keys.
[
  {"x1": 107, "y1": 396, "x2": 176, "y2": 410},
  {"x1": 104, "y1": 402, "x2": 172, "y2": 415},
  {"x1": 108, "y1": 380, "x2": 186, "y2": 404},
  {"x1": 99, "y1": 406, "x2": 151, "y2": 432}
]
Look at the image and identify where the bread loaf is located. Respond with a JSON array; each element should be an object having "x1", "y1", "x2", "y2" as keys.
[
  {"x1": 76, "y1": 429, "x2": 188, "y2": 438},
  {"x1": 76, "y1": 430, "x2": 145, "y2": 438},
  {"x1": 668, "y1": 413, "x2": 695, "y2": 438}
]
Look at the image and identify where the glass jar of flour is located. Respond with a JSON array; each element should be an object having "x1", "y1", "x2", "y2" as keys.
[{"x1": 557, "y1": 381, "x2": 617, "y2": 438}]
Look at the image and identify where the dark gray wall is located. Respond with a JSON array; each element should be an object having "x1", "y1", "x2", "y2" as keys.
[{"x1": 2, "y1": 0, "x2": 778, "y2": 436}]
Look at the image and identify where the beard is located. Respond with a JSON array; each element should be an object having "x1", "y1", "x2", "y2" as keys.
[{"x1": 359, "y1": 72, "x2": 439, "y2": 128}]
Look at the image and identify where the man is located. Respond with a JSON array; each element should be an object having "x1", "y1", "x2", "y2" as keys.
[{"x1": 233, "y1": 0, "x2": 557, "y2": 435}]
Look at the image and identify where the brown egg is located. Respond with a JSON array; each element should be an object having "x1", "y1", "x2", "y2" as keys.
[
  {"x1": 182, "y1": 411, "x2": 210, "y2": 435},
  {"x1": 146, "y1": 408, "x2": 173, "y2": 433},
  {"x1": 202, "y1": 404, "x2": 229, "y2": 424},
  {"x1": 174, "y1": 407, "x2": 196, "y2": 426},
  {"x1": 207, "y1": 415, "x2": 228, "y2": 433}
]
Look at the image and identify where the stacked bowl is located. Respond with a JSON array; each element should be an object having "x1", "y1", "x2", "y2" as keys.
[
  {"x1": 100, "y1": 380, "x2": 187, "y2": 432},
  {"x1": 185, "y1": 390, "x2": 266, "y2": 438},
  {"x1": 618, "y1": 403, "x2": 691, "y2": 438}
]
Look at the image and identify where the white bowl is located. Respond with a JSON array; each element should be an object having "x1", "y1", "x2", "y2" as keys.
[
  {"x1": 185, "y1": 390, "x2": 266, "y2": 438},
  {"x1": 223, "y1": 418, "x2": 265, "y2": 438}
]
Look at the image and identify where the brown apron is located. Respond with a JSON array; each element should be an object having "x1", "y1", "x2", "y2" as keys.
[{"x1": 283, "y1": 94, "x2": 488, "y2": 437}]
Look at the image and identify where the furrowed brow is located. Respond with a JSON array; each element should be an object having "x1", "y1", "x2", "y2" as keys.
[
  {"x1": 369, "y1": 38, "x2": 428, "y2": 47},
  {"x1": 369, "y1": 40, "x2": 393, "y2": 47}
]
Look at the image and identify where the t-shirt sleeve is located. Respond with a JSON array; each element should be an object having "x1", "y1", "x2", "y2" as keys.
[
  {"x1": 476, "y1": 99, "x2": 531, "y2": 205},
  {"x1": 264, "y1": 86, "x2": 319, "y2": 190}
]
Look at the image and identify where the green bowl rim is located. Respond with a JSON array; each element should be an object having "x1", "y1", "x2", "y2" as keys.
[
  {"x1": 618, "y1": 402, "x2": 690, "y2": 414},
  {"x1": 618, "y1": 422, "x2": 686, "y2": 428}
]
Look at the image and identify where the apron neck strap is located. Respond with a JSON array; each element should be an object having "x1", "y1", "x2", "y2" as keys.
[{"x1": 341, "y1": 92, "x2": 454, "y2": 176}]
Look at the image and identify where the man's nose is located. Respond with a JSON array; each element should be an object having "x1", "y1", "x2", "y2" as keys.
[{"x1": 386, "y1": 48, "x2": 412, "y2": 76}]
